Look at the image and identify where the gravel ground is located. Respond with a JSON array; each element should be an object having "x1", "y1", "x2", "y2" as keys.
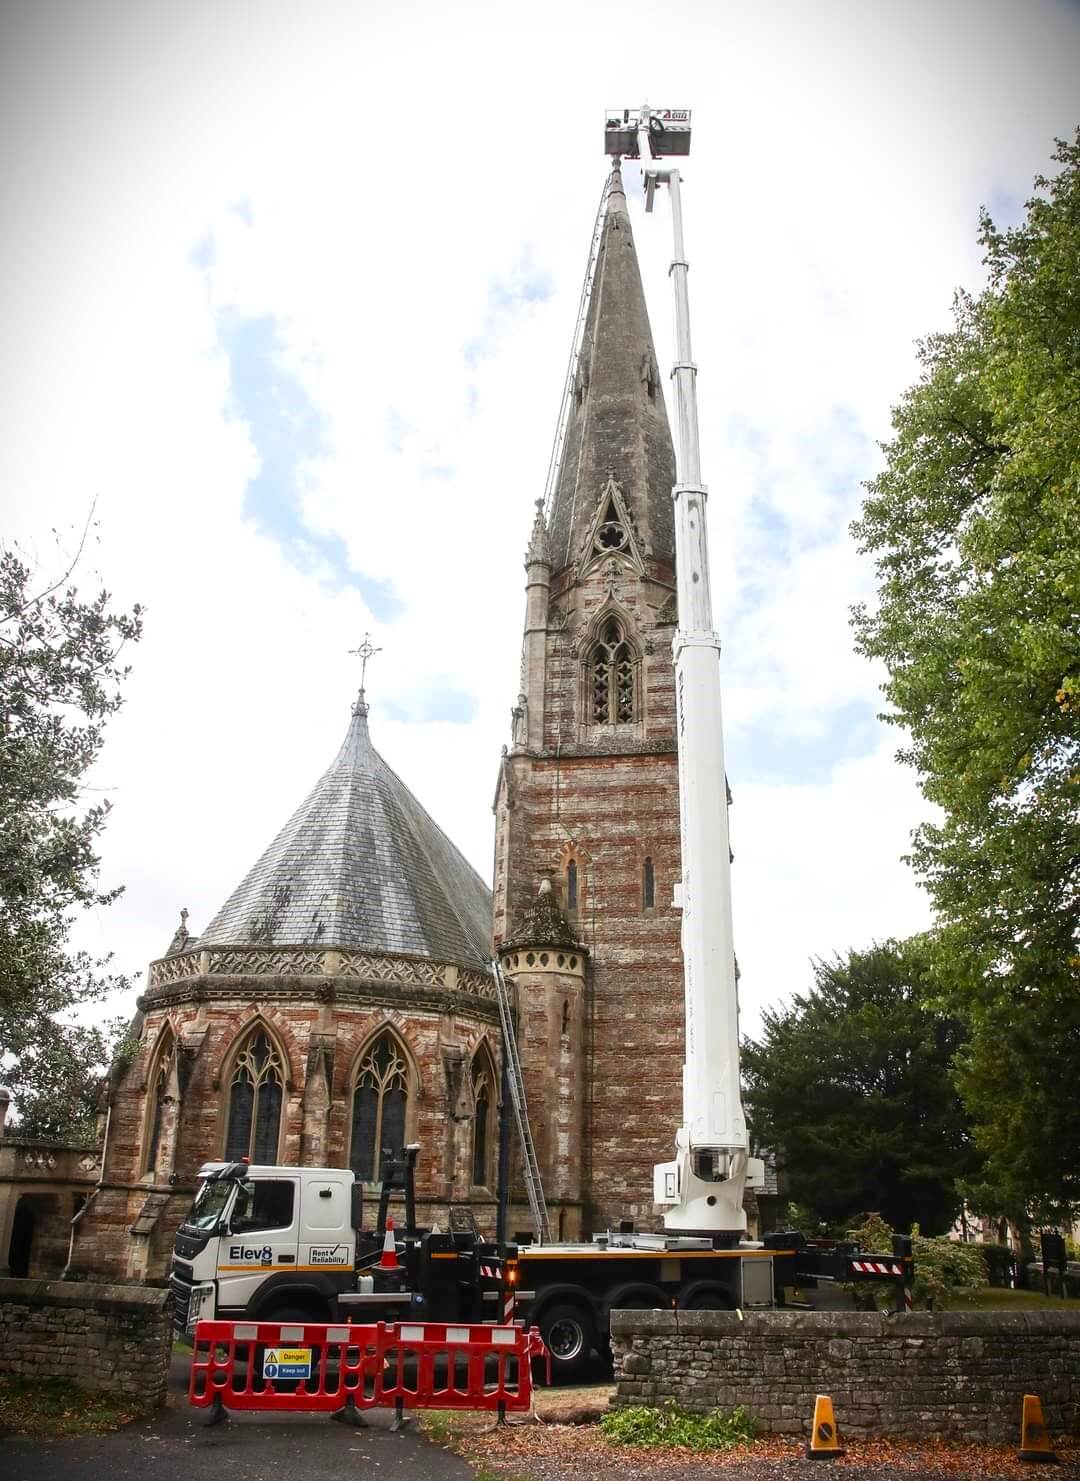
[{"x1": 429, "y1": 1397, "x2": 1080, "y2": 1480}]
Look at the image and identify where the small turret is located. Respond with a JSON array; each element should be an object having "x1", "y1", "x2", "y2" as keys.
[{"x1": 499, "y1": 881, "x2": 588, "y2": 1238}]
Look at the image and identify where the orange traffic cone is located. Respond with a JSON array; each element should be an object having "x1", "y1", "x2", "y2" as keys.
[
  {"x1": 806, "y1": 1394, "x2": 844, "y2": 1460},
  {"x1": 379, "y1": 1216, "x2": 400, "y2": 1271},
  {"x1": 1018, "y1": 1393, "x2": 1056, "y2": 1464}
]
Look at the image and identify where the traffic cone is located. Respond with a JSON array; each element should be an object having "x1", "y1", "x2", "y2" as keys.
[
  {"x1": 1018, "y1": 1393, "x2": 1056, "y2": 1463},
  {"x1": 806, "y1": 1394, "x2": 844, "y2": 1459},
  {"x1": 379, "y1": 1216, "x2": 401, "y2": 1271}
]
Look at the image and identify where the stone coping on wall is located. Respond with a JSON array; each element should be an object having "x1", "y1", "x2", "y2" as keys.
[
  {"x1": 610, "y1": 1307, "x2": 1080, "y2": 1339},
  {"x1": 0, "y1": 1276, "x2": 172, "y2": 1314}
]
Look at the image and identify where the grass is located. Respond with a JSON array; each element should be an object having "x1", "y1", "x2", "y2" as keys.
[
  {"x1": 601, "y1": 1402, "x2": 757, "y2": 1452},
  {"x1": 0, "y1": 1376, "x2": 144, "y2": 1437},
  {"x1": 949, "y1": 1286, "x2": 1077, "y2": 1311}
]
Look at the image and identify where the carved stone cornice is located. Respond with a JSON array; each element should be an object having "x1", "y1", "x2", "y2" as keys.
[{"x1": 139, "y1": 945, "x2": 499, "y2": 1026}]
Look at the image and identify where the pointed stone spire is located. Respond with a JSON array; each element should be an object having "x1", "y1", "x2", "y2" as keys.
[
  {"x1": 525, "y1": 497, "x2": 550, "y2": 566},
  {"x1": 506, "y1": 878, "x2": 580, "y2": 950},
  {"x1": 548, "y1": 159, "x2": 676, "y2": 577}
]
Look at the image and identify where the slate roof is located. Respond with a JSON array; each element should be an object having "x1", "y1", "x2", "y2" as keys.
[{"x1": 197, "y1": 698, "x2": 493, "y2": 968}]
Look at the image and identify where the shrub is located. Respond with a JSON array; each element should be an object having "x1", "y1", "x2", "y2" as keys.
[
  {"x1": 602, "y1": 1403, "x2": 757, "y2": 1451},
  {"x1": 846, "y1": 1212, "x2": 987, "y2": 1309}
]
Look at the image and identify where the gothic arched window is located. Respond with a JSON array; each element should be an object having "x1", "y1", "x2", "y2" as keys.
[
  {"x1": 350, "y1": 1032, "x2": 409, "y2": 1184},
  {"x1": 590, "y1": 618, "x2": 635, "y2": 724},
  {"x1": 225, "y1": 1028, "x2": 284, "y2": 1163},
  {"x1": 471, "y1": 1049, "x2": 496, "y2": 1188},
  {"x1": 643, "y1": 856, "x2": 655, "y2": 910},
  {"x1": 144, "y1": 1033, "x2": 174, "y2": 1175}
]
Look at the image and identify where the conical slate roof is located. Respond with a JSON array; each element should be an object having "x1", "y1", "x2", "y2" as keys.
[
  {"x1": 197, "y1": 697, "x2": 492, "y2": 968},
  {"x1": 548, "y1": 160, "x2": 676, "y2": 574}
]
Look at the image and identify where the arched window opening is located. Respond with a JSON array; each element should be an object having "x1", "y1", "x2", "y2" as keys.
[
  {"x1": 590, "y1": 618, "x2": 635, "y2": 724},
  {"x1": 225, "y1": 1028, "x2": 284, "y2": 1164},
  {"x1": 144, "y1": 1036, "x2": 174, "y2": 1174},
  {"x1": 472, "y1": 1054, "x2": 494, "y2": 1188},
  {"x1": 595, "y1": 498, "x2": 628, "y2": 553},
  {"x1": 566, "y1": 859, "x2": 578, "y2": 912},
  {"x1": 350, "y1": 1033, "x2": 409, "y2": 1184},
  {"x1": 643, "y1": 857, "x2": 655, "y2": 910},
  {"x1": 561, "y1": 999, "x2": 570, "y2": 1036}
]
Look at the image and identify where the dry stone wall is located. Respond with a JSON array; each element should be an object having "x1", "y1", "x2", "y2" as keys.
[
  {"x1": 611, "y1": 1308, "x2": 1080, "y2": 1443},
  {"x1": 0, "y1": 1277, "x2": 172, "y2": 1408}
]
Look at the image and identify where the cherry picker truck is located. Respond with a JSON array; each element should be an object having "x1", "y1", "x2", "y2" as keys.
[{"x1": 170, "y1": 107, "x2": 914, "y2": 1375}]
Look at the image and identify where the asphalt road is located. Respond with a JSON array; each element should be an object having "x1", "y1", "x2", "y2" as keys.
[{"x1": 0, "y1": 1351, "x2": 475, "y2": 1481}]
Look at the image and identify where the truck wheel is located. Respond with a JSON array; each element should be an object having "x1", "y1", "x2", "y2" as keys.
[
  {"x1": 540, "y1": 1302, "x2": 596, "y2": 1379},
  {"x1": 680, "y1": 1283, "x2": 735, "y2": 1311}
]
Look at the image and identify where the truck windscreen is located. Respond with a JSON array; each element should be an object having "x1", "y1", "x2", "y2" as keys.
[{"x1": 183, "y1": 1178, "x2": 234, "y2": 1232}]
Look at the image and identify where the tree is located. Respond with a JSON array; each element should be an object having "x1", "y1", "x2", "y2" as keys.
[
  {"x1": 851, "y1": 133, "x2": 1080, "y2": 1220},
  {"x1": 742, "y1": 941, "x2": 978, "y2": 1234},
  {"x1": 0, "y1": 524, "x2": 143, "y2": 1139}
]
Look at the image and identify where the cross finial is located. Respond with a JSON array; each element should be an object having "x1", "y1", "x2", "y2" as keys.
[
  {"x1": 348, "y1": 634, "x2": 382, "y2": 714},
  {"x1": 349, "y1": 634, "x2": 382, "y2": 688}
]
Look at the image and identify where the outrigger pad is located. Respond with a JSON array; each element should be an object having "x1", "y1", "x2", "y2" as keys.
[
  {"x1": 331, "y1": 1402, "x2": 368, "y2": 1428},
  {"x1": 200, "y1": 1396, "x2": 229, "y2": 1428}
]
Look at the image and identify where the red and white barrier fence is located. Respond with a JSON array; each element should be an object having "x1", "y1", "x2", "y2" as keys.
[{"x1": 189, "y1": 1318, "x2": 547, "y2": 1420}]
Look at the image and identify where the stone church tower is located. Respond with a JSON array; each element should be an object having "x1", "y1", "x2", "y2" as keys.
[
  {"x1": 65, "y1": 693, "x2": 502, "y2": 1282},
  {"x1": 494, "y1": 161, "x2": 684, "y2": 1237}
]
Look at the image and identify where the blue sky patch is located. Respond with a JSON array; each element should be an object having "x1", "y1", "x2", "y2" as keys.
[
  {"x1": 728, "y1": 698, "x2": 882, "y2": 787},
  {"x1": 383, "y1": 683, "x2": 479, "y2": 725},
  {"x1": 464, "y1": 259, "x2": 553, "y2": 370},
  {"x1": 216, "y1": 307, "x2": 404, "y2": 620}
]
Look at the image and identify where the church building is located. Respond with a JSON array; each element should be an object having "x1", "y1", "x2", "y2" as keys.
[
  {"x1": 0, "y1": 159, "x2": 688, "y2": 1279},
  {"x1": 494, "y1": 160, "x2": 684, "y2": 1239},
  {"x1": 57, "y1": 692, "x2": 501, "y2": 1280}
]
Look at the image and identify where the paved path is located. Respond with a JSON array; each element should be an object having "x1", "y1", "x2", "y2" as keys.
[{"x1": 0, "y1": 1352, "x2": 474, "y2": 1481}]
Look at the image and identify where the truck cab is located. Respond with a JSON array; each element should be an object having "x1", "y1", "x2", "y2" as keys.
[{"x1": 171, "y1": 1162, "x2": 361, "y2": 1332}]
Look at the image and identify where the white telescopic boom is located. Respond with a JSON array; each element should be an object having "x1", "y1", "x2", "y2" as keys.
[{"x1": 625, "y1": 105, "x2": 751, "y2": 1237}]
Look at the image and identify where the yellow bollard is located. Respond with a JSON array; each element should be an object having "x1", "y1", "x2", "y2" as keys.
[
  {"x1": 806, "y1": 1393, "x2": 845, "y2": 1459},
  {"x1": 1018, "y1": 1393, "x2": 1057, "y2": 1464}
]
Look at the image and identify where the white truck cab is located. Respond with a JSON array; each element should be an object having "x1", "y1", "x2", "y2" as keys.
[{"x1": 171, "y1": 1161, "x2": 362, "y2": 1332}]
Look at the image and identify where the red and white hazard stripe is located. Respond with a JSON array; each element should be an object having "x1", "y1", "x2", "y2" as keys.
[
  {"x1": 479, "y1": 1263, "x2": 501, "y2": 1279},
  {"x1": 850, "y1": 1259, "x2": 903, "y2": 1276}
]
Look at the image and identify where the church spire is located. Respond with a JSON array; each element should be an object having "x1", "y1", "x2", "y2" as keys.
[{"x1": 547, "y1": 160, "x2": 676, "y2": 578}]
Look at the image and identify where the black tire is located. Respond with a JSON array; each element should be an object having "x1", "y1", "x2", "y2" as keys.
[
  {"x1": 540, "y1": 1301, "x2": 596, "y2": 1379},
  {"x1": 680, "y1": 1283, "x2": 735, "y2": 1311}
]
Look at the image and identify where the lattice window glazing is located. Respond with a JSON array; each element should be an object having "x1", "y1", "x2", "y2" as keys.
[
  {"x1": 590, "y1": 618, "x2": 635, "y2": 724},
  {"x1": 350, "y1": 1033, "x2": 408, "y2": 1184},
  {"x1": 225, "y1": 1029, "x2": 284, "y2": 1164}
]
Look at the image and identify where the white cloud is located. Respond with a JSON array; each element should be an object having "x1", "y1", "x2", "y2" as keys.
[{"x1": 1, "y1": 0, "x2": 1076, "y2": 1043}]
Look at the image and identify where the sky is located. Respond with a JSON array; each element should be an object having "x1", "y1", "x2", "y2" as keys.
[{"x1": 2, "y1": 0, "x2": 1078, "y2": 1043}]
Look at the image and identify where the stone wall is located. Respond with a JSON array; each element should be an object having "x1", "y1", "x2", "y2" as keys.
[
  {"x1": 611, "y1": 1309, "x2": 1080, "y2": 1443},
  {"x1": 0, "y1": 1277, "x2": 172, "y2": 1409}
]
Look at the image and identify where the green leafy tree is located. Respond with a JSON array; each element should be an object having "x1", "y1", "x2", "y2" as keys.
[
  {"x1": 0, "y1": 524, "x2": 142, "y2": 1139},
  {"x1": 851, "y1": 133, "x2": 1080, "y2": 1220},
  {"x1": 742, "y1": 941, "x2": 978, "y2": 1234}
]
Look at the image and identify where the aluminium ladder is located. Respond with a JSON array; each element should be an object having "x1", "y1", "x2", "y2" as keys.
[{"x1": 491, "y1": 958, "x2": 551, "y2": 1243}]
